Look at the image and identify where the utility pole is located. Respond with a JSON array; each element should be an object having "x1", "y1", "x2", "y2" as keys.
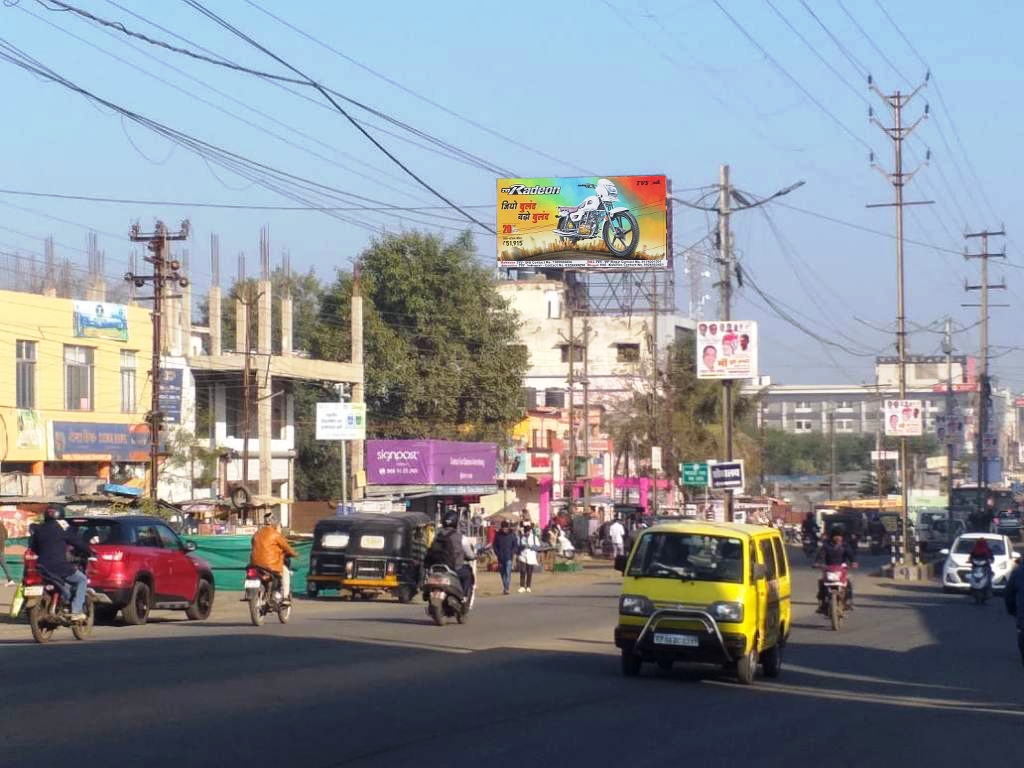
[
  {"x1": 942, "y1": 318, "x2": 955, "y2": 513},
  {"x1": 582, "y1": 308, "x2": 591, "y2": 519},
  {"x1": 717, "y1": 164, "x2": 734, "y2": 522},
  {"x1": 565, "y1": 272, "x2": 576, "y2": 520},
  {"x1": 829, "y1": 406, "x2": 837, "y2": 500},
  {"x1": 868, "y1": 74, "x2": 931, "y2": 566},
  {"x1": 238, "y1": 283, "x2": 263, "y2": 520},
  {"x1": 126, "y1": 220, "x2": 190, "y2": 501},
  {"x1": 650, "y1": 267, "x2": 659, "y2": 517},
  {"x1": 964, "y1": 229, "x2": 1007, "y2": 525}
]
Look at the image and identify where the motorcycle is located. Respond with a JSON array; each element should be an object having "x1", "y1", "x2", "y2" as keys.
[
  {"x1": 819, "y1": 564, "x2": 849, "y2": 631},
  {"x1": 421, "y1": 563, "x2": 475, "y2": 626},
  {"x1": 554, "y1": 179, "x2": 640, "y2": 258},
  {"x1": 243, "y1": 563, "x2": 291, "y2": 625},
  {"x1": 967, "y1": 556, "x2": 993, "y2": 605},
  {"x1": 22, "y1": 552, "x2": 111, "y2": 644}
]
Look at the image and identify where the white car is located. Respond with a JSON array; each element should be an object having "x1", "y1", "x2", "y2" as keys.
[{"x1": 940, "y1": 533, "x2": 1021, "y2": 593}]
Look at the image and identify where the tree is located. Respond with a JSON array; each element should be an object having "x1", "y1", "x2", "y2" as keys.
[{"x1": 314, "y1": 231, "x2": 529, "y2": 441}]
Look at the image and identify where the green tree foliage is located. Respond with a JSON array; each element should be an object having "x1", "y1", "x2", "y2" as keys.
[{"x1": 314, "y1": 231, "x2": 529, "y2": 441}]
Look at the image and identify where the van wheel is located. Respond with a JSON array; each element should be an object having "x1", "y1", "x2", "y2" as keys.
[
  {"x1": 761, "y1": 643, "x2": 782, "y2": 679},
  {"x1": 656, "y1": 658, "x2": 673, "y2": 672},
  {"x1": 736, "y1": 647, "x2": 758, "y2": 685},
  {"x1": 621, "y1": 649, "x2": 642, "y2": 677},
  {"x1": 122, "y1": 581, "x2": 151, "y2": 625}
]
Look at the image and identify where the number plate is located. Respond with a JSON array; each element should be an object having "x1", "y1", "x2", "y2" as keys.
[
  {"x1": 653, "y1": 632, "x2": 699, "y2": 647},
  {"x1": 825, "y1": 571, "x2": 841, "y2": 582},
  {"x1": 243, "y1": 579, "x2": 260, "y2": 590},
  {"x1": 23, "y1": 585, "x2": 43, "y2": 597}
]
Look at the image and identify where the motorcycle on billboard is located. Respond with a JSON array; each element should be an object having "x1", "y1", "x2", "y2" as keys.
[{"x1": 553, "y1": 179, "x2": 639, "y2": 258}]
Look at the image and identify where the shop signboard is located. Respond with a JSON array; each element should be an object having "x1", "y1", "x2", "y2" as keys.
[
  {"x1": 708, "y1": 460, "x2": 745, "y2": 490},
  {"x1": 52, "y1": 421, "x2": 150, "y2": 461},
  {"x1": 496, "y1": 175, "x2": 667, "y2": 268},
  {"x1": 695, "y1": 320, "x2": 758, "y2": 380}
]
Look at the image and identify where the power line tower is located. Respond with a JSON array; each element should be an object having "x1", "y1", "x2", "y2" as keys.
[
  {"x1": 867, "y1": 73, "x2": 930, "y2": 566},
  {"x1": 963, "y1": 228, "x2": 1007, "y2": 521},
  {"x1": 126, "y1": 220, "x2": 191, "y2": 500}
]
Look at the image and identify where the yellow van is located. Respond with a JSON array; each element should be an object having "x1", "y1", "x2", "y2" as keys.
[{"x1": 613, "y1": 521, "x2": 792, "y2": 684}]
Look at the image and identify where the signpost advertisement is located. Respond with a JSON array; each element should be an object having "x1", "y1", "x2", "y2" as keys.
[
  {"x1": 708, "y1": 460, "x2": 745, "y2": 490},
  {"x1": 883, "y1": 399, "x2": 923, "y2": 437},
  {"x1": 496, "y1": 175, "x2": 667, "y2": 268},
  {"x1": 315, "y1": 402, "x2": 367, "y2": 441},
  {"x1": 680, "y1": 462, "x2": 709, "y2": 486},
  {"x1": 695, "y1": 320, "x2": 758, "y2": 380}
]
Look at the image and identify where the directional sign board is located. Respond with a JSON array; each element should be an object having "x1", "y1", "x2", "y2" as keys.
[
  {"x1": 680, "y1": 462, "x2": 709, "y2": 487},
  {"x1": 708, "y1": 460, "x2": 745, "y2": 491}
]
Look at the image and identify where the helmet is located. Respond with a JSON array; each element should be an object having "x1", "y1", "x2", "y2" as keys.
[
  {"x1": 263, "y1": 512, "x2": 277, "y2": 526},
  {"x1": 442, "y1": 510, "x2": 459, "y2": 529},
  {"x1": 44, "y1": 505, "x2": 61, "y2": 520}
]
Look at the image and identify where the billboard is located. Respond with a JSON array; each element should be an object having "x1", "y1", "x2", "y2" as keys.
[
  {"x1": 73, "y1": 301, "x2": 128, "y2": 341},
  {"x1": 158, "y1": 369, "x2": 184, "y2": 425},
  {"x1": 497, "y1": 175, "x2": 667, "y2": 268},
  {"x1": 696, "y1": 320, "x2": 758, "y2": 380},
  {"x1": 709, "y1": 460, "x2": 745, "y2": 490},
  {"x1": 884, "y1": 399, "x2": 923, "y2": 437},
  {"x1": 934, "y1": 413, "x2": 964, "y2": 445},
  {"x1": 366, "y1": 440, "x2": 496, "y2": 485},
  {"x1": 315, "y1": 402, "x2": 367, "y2": 440}
]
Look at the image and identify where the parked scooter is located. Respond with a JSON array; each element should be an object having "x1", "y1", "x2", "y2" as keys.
[
  {"x1": 421, "y1": 564, "x2": 475, "y2": 626},
  {"x1": 967, "y1": 556, "x2": 993, "y2": 605}
]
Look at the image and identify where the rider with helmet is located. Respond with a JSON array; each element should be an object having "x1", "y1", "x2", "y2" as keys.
[
  {"x1": 426, "y1": 509, "x2": 476, "y2": 600},
  {"x1": 814, "y1": 528, "x2": 858, "y2": 609},
  {"x1": 28, "y1": 506, "x2": 94, "y2": 621}
]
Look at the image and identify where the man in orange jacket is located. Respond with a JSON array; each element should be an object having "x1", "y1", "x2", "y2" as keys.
[{"x1": 251, "y1": 514, "x2": 298, "y2": 604}]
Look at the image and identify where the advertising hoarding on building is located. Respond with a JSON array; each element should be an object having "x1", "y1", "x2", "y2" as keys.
[
  {"x1": 884, "y1": 399, "x2": 923, "y2": 437},
  {"x1": 496, "y1": 175, "x2": 667, "y2": 268},
  {"x1": 366, "y1": 439, "x2": 496, "y2": 485},
  {"x1": 72, "y1": 300, "x2": 129, "y2": 342},
  {"x1": 52, "y1": 421, "x2": 150, "y2": 461},
  {"x1": 696, "y1": 320, "x2": 758, "y2": 380}
]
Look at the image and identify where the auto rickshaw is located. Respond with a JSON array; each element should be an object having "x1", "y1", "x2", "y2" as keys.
[{"x1": 306, "y1": 512, "x2": 433, "y2": 603}]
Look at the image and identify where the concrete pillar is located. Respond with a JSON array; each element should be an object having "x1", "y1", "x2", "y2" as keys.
[
  {"x1": 258, "y1": 278, "x2": 273, "y2": 497},
  {"x1": 281, "y1": 295, "x2": 293, "y2": 357},
  {"x1": 235, "y1": 298, "x2": 247, "y2": 354},
  {"x1": 350, "y1": 279, "x2": 365, "y2": 500},
  {"x1": 181, "y1": 280, "x2": 192, "y2": 356},
  {"x1": 208, "y1": 285, "x2": 222, "y2": 356}
]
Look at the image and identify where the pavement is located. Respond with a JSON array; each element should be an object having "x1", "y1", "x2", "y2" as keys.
[{"x1": 0, "y1": 549, "x2": 1021, "y2": 768}]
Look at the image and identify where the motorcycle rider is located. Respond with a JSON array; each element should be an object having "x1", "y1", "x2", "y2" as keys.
[
  {"x1": 814, "y1": 528, "x2": 859, "y2": 610},
  {"x1": 801, "y1": 511, "x2": 820, "y2": 542},
  {"x1": 970, "y1": 536, "x2": 994, "y2": 563},
  {"x1": 250, "y1": 513, "x2": 298, "y2": 605},
  {"x1": 426, "y1": 510, "x2": 476, "y2": 600},
  {"x1": 28, "y1": 506, "x2": 94, "y2": 621}
]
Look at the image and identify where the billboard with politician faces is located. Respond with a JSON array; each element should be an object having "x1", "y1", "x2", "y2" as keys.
[
  {"x1": 695, "y1": 320, "x2": 758, "y2": 380},
  {"x1": 884, "y1": 399, "x2": 923, "y2": 437}
]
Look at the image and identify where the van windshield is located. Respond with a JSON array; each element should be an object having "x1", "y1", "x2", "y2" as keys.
[{"x1": 627, "y1": 532, "x2": 744, "y2": 584}]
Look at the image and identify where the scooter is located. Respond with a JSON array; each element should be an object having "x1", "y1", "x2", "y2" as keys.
[
  {"x1": 421, "y1": 563, "x2": 475, "y2": 626},
  {"x1": 967, "y1": 556, "x2": 993, "y2": 605}
]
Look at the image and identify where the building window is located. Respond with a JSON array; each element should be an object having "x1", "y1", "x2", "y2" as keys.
[
  {"x1": 794, "y1": 419, "x2": 813, "y2": 433},
  {"x1": 120, "y1": 350, "x2": 137, "y2": 413},
  {"x1": 64, "y1": 345, "x2": 94, "y2": 411},
  {"x1": 795, "y1": 401, "x2": 812, "y2": 412},
  {"x1": 559, "y1": 344, "x2": 583, "y2": 363},
  {"x1": 837, "y1": 400, "x2": 853, "y2": 411},
  {"x1": 616, "y1": 343, "x2": 641, "y2": 363},
  {"x1": 836, "y1": 419, "x2": 855, "y2": 433},
  {"x1": 16, "y1": 340, "x2": 36, "y2": 409}
]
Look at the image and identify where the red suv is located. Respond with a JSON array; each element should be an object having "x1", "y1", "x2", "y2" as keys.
[{"x1": 24, "y1": 515, "x2": 215, "y2": 625}]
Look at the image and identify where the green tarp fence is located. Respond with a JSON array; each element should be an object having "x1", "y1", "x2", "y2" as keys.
[{"x1": 3, "y1": 535, "x2": 312, "y2": 592}]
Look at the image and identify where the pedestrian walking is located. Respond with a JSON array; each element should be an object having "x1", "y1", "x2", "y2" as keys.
[
  {"x1": 492, "y1": 520, "x2": 518, "y2": 595},
  {"x1": 517, "y1": 522, "x2": 540, "y2": 593},
  {"x1": 0, "y1": 519, "x2": 14, "y2": 586},
  {"x1": 608, "y1": 517, "x2": 626, "y2": 559}
]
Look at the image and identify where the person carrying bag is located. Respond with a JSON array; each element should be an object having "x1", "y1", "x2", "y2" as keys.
[{"x1": 517, "y1": 522, "x2": 540, "y2": 593}]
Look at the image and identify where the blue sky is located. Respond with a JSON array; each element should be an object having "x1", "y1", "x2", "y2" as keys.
[{"x1": 0, "y1": 0, "x2": 1021, "y2": 388}]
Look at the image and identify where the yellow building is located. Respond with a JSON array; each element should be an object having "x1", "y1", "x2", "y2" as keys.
[{"x1": 0, "y1": 289, "x2": 153, "y2": 493}]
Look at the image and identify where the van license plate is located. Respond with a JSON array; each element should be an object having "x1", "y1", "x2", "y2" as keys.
[{"x1": 654, "y1": 633, "x2": 698, "y2": 647}]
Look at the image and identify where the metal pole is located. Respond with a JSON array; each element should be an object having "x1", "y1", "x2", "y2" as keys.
[
  {"x1": 242, "y1": 284, "x2": 252, "y2": 515},
  {"x1": 978, "y1": 233, "x2": 989, "y2": 517},
  {"x1": 718, "y1": 164, "x2": 734, "y2": 522},
  {"x1": 566, "y1": 273, "x2": 576, "y2": 520},
  {"x1": 892, "y1": 91, "x2": 912, "y2": 565},
  {"x1": 829, "y1": 406, "x2": 837, "y2": 500},
  {"x1": 341, "y1": 439, "x2": 348, "y2": 508},
  {"x1": 650, "y1": 268, "x2": 658, "y2": 517},
  {"x1": 583, "y1": 308, "x2": 591, "y2": 518},
  {"x1": 943, "y1": 317, "x2": 954, "y2": 515},
  {"x1": 149, "y1": 234, "x2": 164, "y2": 501}
]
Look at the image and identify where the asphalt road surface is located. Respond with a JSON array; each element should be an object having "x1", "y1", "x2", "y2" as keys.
[{"x1": 0, "y1": 551, "x2": 1021, "y2": 768}]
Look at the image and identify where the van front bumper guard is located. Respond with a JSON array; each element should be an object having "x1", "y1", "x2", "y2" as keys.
[{"x1": 629, "y1": 608, "x2": 735, "y2": 663}]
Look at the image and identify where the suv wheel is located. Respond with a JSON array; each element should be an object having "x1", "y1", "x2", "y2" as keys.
[
  {"x1": 122, "y1": 581, "x2": 152, "y2": 625},
  {"x1": 186, "y1": 579, "x2": 214, "y2": 621}
]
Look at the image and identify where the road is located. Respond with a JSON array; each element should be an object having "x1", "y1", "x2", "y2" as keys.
[{"x1": 0, "y1": 551, "x2": 1021, "y2": 768}]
